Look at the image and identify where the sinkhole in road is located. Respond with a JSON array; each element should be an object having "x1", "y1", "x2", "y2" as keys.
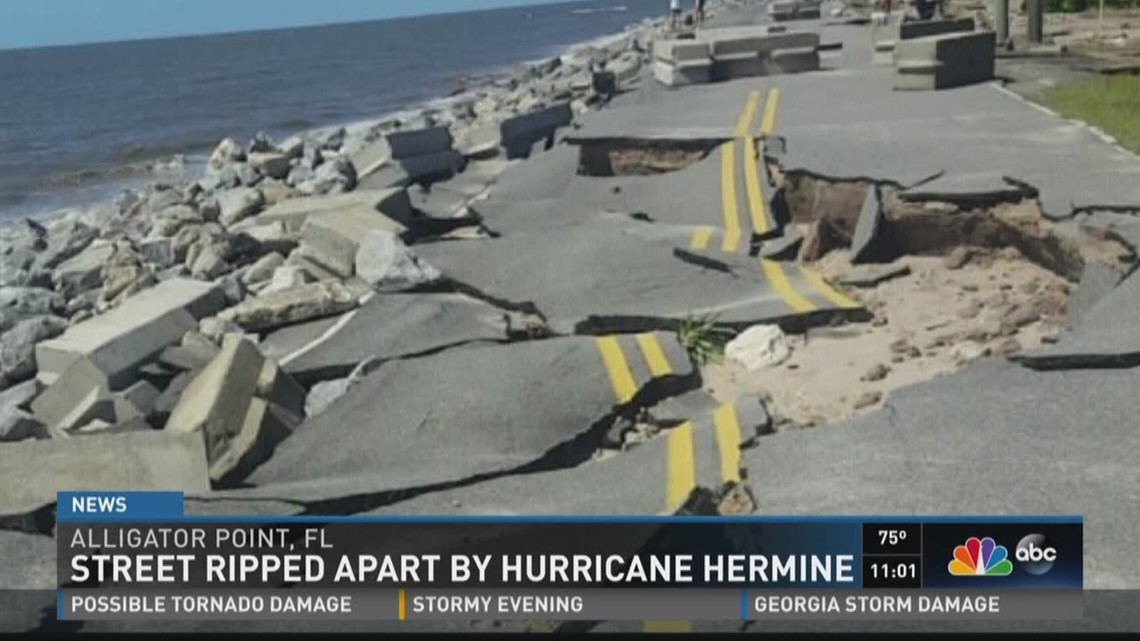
[
  {"x1": 575, "y1": 138, "x2": 723, "y2": 177},
  {"x1": 700, "y1": 167, "x2": 1136, "y2": 432}
]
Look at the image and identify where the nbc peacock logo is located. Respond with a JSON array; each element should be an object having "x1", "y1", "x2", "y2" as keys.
[{"x1": 948, "y1": 537, "x2": 1014, "y2": 576}]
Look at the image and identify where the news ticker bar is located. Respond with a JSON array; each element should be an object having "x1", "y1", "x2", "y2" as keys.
[{"x1": 58, "y1": 589, "x2": 1083, "y2": 622}]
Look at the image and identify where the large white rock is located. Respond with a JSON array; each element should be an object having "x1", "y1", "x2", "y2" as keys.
[
  {"x1": 217, "y1": 187, "x2": 265, "y2": 227},
  {"x1": 354, "y1": 230, "x2": 441, "y2": 292},
  {"x1": 242, "y1": 252, "x2": 285, "y2": 285},
  {"x1": 34, "y1": 278, "x2": 226, "y2": 387},
  {"x1": 208, "y1": 138, "x2": 246, "y2": 173},
  {"x1": 0, "y1": 315, "x2": 68, "y2": 389},
  {"x1": 726, "y1": 324, "x2": 792, "y2": 371},
  {"x1": 218, "y1": 281, "x2": 358, "y2": 332}
]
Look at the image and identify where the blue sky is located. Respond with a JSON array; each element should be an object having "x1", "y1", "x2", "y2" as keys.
[{"x1": 0, "y1": 0, "x2": 572, "y2": 50}]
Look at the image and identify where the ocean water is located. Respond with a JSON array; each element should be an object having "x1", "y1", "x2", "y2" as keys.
[{"x1": 0, "y1": 0, "x2": 665, "y2": 220}]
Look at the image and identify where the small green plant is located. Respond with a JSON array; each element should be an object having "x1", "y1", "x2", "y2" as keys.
[{"x1": 678, "y1": 313, "x2": 732, "y2": 365}]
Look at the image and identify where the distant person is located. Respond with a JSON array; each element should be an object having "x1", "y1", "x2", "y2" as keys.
[
  {"x1": 695, "y1": 0, "x2": 707, "y2": 25},
  {"x1": 670, "y1": 0, "x2": 683, "y2": 30}
]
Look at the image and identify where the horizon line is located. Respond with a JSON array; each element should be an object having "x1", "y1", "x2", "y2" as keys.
[{"x1": 0, "y1": 0, "x2": 607, "y2": 53}]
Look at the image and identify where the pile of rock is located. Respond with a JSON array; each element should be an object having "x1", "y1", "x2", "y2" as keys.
[
  {"x1": 0, "y1": 124, "x2": 451, "y2": 497},
  {"x1": 0, "y1": 8, "x2": 675, "y2": 508}
]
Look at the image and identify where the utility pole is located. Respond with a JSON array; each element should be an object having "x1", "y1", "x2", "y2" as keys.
[{"x1": 1027, "y1": 0, "x2": 1043, "y2": 44}]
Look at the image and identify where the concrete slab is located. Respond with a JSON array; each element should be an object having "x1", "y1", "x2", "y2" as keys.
[
  {"x1": 273, "y1": 293, "x2": 512, "y2": 383},
  {"x1": 850, "y1": 184, "x2": 884, "y2": 263},
  {"x1": 1013, "y1": 269, "x2": 1140, "y2": 369},
  {"x1": 256, "y1": 358, "x2": 306, "y2": 420},
  {"x1": 34, "y1": 279, "x2": 225, "y2": 388},
  {"x1": 217, "y1": 281, "x2": 359, "y2": 333},
  {"x1": 298, "y1": 205, "x2": 410, "y2": 277},
  {"x1": 30, "y1": 357, "x2": 108, "y2": 427},
  {"x1": 242, "y1": 334, "x2": 695, "y2": 505},
  {"x1": 240, "y1": 190, "x2": 411, "y2": 234},
  {"x1": 417, "y1": 215, "x2": 863, "y2": 334},
  {"x1": 500, "y1": 103, "x2": 574, "y2": 159},
  {"x1": 165, "y1": 335, "x2": 301, "y2": 484},
  {"x1": 359, "y1": 150, "x2": 466, "y2": 189},
  {"x1": 0, "y1": 430, "x2": 209, "y2": 516},
  {"x1": 350, "y1": 127, "x2": 453, "y2": 177}
]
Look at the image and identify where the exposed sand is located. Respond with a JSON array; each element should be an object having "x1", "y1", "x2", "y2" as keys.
[{"x1": 702, "y1": 250, "x2": 1070, "y2": 429}]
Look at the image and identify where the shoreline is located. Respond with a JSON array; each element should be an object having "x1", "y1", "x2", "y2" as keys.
[{"x1": 2, "y1": 5, "x2": 677, "y2": 225}]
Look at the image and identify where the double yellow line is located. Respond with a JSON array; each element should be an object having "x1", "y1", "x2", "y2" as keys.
[
  {"x1": 594, "y1": 334, "x2": 744, "y2": 513},
  {"x1": 693, "y1": 88, "x2": 780, "y2": 254},
  {"x1": 694, "y1": 87, "x2": 860, "y2": 314},
  {"x1": 595, "y1": 334, "x2": 747, "y2": 635}
]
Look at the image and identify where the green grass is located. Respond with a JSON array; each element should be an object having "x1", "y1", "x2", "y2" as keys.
[
  {"x1": 677, "y1": 314, "x2": 733, "y2": 366},
  {"x1": 1043, "y1": 76, "x2": 1140, "y2": 153}
]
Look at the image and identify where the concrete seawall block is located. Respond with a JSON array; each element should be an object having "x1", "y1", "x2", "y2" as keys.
[
  {"x1": 894, "y1": 31, "x2": 996, "y2": 91},
  {"x1": 654, "y1": 59, "x2": 714, "y2": 87},
  {"x1": 34, "y1": 279, "x2": 225, "y2": 388},
  {"x1": 499, "y1": 103, "x2": 574, "y2": 160},
  {"x1": 712, "y1": 54, "x2": 767, "y2": 81},
  {"x1": 211, "y1": 398, "x2": 300, "y2": 486},
  {"x1": 31, "y1": 357, "x2": 109, "y2": 428},
  {"x1": 298, "y1": 205, "x2": 408, "y2": 277},
  {"x1": 770, "y1": 47, "x2": 821, "y2": 74},
  {"x1": 165, "y1": 335, "x2": 299, "y2": 485},
  {"x1": 654, "y1": 40, "x2": 712, "y2": 62},
  {"x1": 243, "y1": 189, "x2": 412, "y2": 234},
  {"x1": 384, "y1": 127, "x2": 453, "y2": 160},
  {"x1": 395, "y1": 149, "x2": 466, "y2": 183}
]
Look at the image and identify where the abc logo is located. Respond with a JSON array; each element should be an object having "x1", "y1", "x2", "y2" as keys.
[{"x1": 1015, "y1": 534, "x2": 1057, "y2": 575}]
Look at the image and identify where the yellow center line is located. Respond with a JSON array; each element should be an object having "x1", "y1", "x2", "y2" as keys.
[
  {"x1": 635, "y1": 333, "x2": 674, "y2": 376},
  {"x1": 761, "y1": 259, "x2": 816, "y2": 313},
  {"x1": 398, "y1": 589, "x2": 406, "y2": 621},
  {"x1": 742, "y1": 135, "x2": 770, "y2": 236},
  {"x1": 595, "y1": 336, "x2": 638, "y2": 404},
  {"x1": 720, "y1": 142, "x2": 742, "y2": 253},
  {"x1": 689, "y1": 226, "x2": 713, "y2": 250},
  {"x1": 665, "y1": 422, "x2": 696, "y2": 513},
  {"x1": 760, "y1": 87, "x2": 780, "y2": 138},
  {"x1": 734, "y1": 90, "x2": 761, "y2": 138},
  {"x1": 713, "y1": 404, "x2": 743, "y2": 484},
  {"x1": 799, "y1": 266, "x2": 861, "y2": 309}
]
